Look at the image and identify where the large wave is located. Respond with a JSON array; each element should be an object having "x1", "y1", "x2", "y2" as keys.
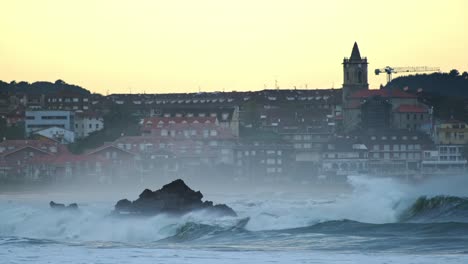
[{"x1": 1, "y1": 174, "x2": 468, "y2": 246}]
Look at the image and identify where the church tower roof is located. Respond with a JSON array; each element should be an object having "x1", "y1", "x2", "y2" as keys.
[{"x1": 350, "y1": 42, "x2": 361, "y2": 60}]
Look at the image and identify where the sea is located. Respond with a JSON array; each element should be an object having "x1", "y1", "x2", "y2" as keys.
[{"x1": 1, "y1": 175, "x2": 468, "y2": 264}]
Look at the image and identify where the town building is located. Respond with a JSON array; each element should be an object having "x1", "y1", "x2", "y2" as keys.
[
  {"x1": 433, "y1": 119, "x2": 468, "y2": 145},
  {"x1": 421, "y1": 145, "x2": 467, "y2": 174},
  {"x1": 0, "y1": 139, "x2": 66, "y2": 182},
  {"x1": 354, "y1": 129, "x2": 433, "y2": 175},
  {"x1": 233, "y1": 140, "x2": 294, "y2": 183},
  {"x1": 45, "y1": 90, "x2": 91, "y2": 111},
  {"x1": 321, "y1": 136, "x2": 368, "y2": 178},
  {"x1": 74, "y1": 112, "x2": 104, "y2": 138},
  {"x1": 342, "y1": 42, "x2": 369, "y2": 112},
  {"x1": 33, "y1": 127, "x2": 75, "y2": 144},
  {"x1": 25, "y1": 110, "x2": 75, "y2": 136}
]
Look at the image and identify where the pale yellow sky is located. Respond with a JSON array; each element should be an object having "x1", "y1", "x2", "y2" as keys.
[{"x1": 0, "y1": 0, "x2": 467, "y2": 94}]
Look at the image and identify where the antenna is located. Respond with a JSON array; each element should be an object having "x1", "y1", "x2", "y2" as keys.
[{"x1": 275, "y1": 78, "x2": 279, "y2": 90}]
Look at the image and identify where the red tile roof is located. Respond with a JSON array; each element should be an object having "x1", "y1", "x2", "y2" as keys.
[
  {"x1": 350, "y1": 89, "x2": 417, "y2": 99},
  {"x1": 394, "y1": 104, "x2": 428, "y2": 113}
]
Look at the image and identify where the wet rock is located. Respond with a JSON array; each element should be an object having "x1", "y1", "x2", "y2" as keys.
[
  {"x1": 50, "y1": 201, "x2": 79, "y2": 210},
  {"x1": 113, "y1": 179, "x2": 237, "y2": 217}
]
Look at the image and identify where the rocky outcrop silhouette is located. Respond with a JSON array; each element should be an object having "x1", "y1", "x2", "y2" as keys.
[
  {"x1": 113, "y1": 179, "x2": 237, "y2": 217},
  {"x1": 49, "y1": 201, "x2": 79, "y2": 210}
]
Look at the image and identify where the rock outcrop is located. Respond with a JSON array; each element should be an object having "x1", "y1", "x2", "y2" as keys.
[
  {"x1": 113, "y1": 179, "x2": 237, "y2": 217},
  {"x1": 50, "y1": 201, "x2": 79, "y2": 210}
]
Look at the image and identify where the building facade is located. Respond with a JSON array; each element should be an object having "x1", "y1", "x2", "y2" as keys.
[
  {"x1": 74, "y1": 112, "x2": 104, "y2": 138},
  {"x1": 25, "y1": 110, "x2": 74, "y2": 136}
]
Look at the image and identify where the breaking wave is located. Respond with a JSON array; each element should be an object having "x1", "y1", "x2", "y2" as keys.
[
  {"x1": 1, "y1": 175, "x2": 468, "y2": 253},
  {"x1": 399, "y1": 195, "x2": 468, "y2": 223}
]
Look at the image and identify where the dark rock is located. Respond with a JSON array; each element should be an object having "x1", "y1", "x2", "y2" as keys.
[
  {"x1": 50, "y1": 201, "x2": 79, "y2": 210},
  {"x1": 113, "y1": 179, "x2": 237, "y2": 217},
  {"x1": 115, "y1": 199, "x2": 133, "y2": 212},
  {"x1": 50, "y1": 201, "x2": 65, "y2": 209}
]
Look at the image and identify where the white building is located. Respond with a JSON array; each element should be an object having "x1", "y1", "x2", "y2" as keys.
[
  {"x1": 34, "y1": 127, "x2": 75, "y2": 144},
  {"x1": 25, "y1": 110, "x2": 74, "y2": 136},
  {"x1": 321, "y1": 139, "x2": 369, "y2": 175},
  {"x1": 74, "y1": 112, "x2": 104, "y2": 138},
  {"x1": 421, "y1": 145, "x2": 467, "y2": 174}
]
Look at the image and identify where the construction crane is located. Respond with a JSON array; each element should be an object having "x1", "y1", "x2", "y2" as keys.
[{"x1": 375, "y1": 66, "x2": 440, "y2": 83}]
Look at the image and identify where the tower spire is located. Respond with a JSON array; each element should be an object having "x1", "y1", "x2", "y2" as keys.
[{"x1": 350, "y1": 42, "x2": 361, "y2": 60}]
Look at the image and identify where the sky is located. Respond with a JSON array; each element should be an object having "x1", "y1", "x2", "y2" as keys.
[{"x1": 0, "y1": 0, "x2": 467, "y2": 94}]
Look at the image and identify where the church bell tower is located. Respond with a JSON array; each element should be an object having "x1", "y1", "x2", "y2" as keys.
[{"x1": 342, "y1": 42, "x2": 369, "y2": 105}]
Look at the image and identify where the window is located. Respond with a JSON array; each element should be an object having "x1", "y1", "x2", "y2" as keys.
[
  {"x1": 383, "y1": 145, "x2": 390, "y2": 151},
  {"x1": 89, "y1": 124, "x2": 92, "y2": 129},
  {"x1": 393, "y1": 145, "x2": 399, "y2": 151},
  {"x1": 266, "y1": 158, "x2": 276, "y2": 165},
  {"x1": 96, "y1": 124, "x2": 99, "y2": 129},
  {"x1": 373, "y1": 145, "x2": 379, "y2": 151}
]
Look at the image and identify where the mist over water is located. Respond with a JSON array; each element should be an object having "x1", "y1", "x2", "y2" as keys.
[{"x1": 1, "y1": 174, "x2": 468, "y2": 263}]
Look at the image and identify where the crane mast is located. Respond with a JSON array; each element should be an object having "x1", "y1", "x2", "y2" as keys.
[{"x1": 375, "y1": 66, "x2": 440, "y2": 83}]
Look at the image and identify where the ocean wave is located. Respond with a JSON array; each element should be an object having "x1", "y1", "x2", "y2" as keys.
[{"x1": 399, "y1": 195, "x2": 468, "y2": 223}]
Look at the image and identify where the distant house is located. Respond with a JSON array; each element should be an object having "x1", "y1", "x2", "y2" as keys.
[
  {"x1": 321, "y1": 137, "x2": 368, "y2": 176},
  {"x1": 45, "y1": 90, "x2": 90, "y2": 111},
  {"x1": 393, "y1": 104, "x2": 431, "y2": 132},
  {"x1": 433, "y1": 119, "x2": 468, "y2": 145},
  {"x1": 33, "y1": 126, "x2": 75, "y2": 144},
  {"x1": 74, "y1": 112, "x2": 104, "y2": 138},
  {"x1": 421, "y1": 145, "x2": 467, "y2": 174},
  {"x1": 233, "y1": 140, "x2": 294, "y2": 182},
  {"x1": 354, "y1": 129, "x2": 433, "y2": 175},
  {"x1": 149, "y1": 106, "x2": 240, "y2": 137},
  {"x1": 344, "y1": 89, "x2": 429, "y2": 132},
  {"x1": 0, "y1": 139, "x2": 65, "y2": 181},
  {"x1": 25, "y1": 110, "x2": 74, "y2": 136}
]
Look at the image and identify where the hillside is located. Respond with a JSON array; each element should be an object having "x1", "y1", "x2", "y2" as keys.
[
  {"x1": 385, "y1": 70, "x2": 468, "y2": 122},
  {"x1": 0, "y1": 79, "x2": 91, "y2": 95},
  {"x1": 386, "y1": 70, "x2": 468, "y2": 98}
]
